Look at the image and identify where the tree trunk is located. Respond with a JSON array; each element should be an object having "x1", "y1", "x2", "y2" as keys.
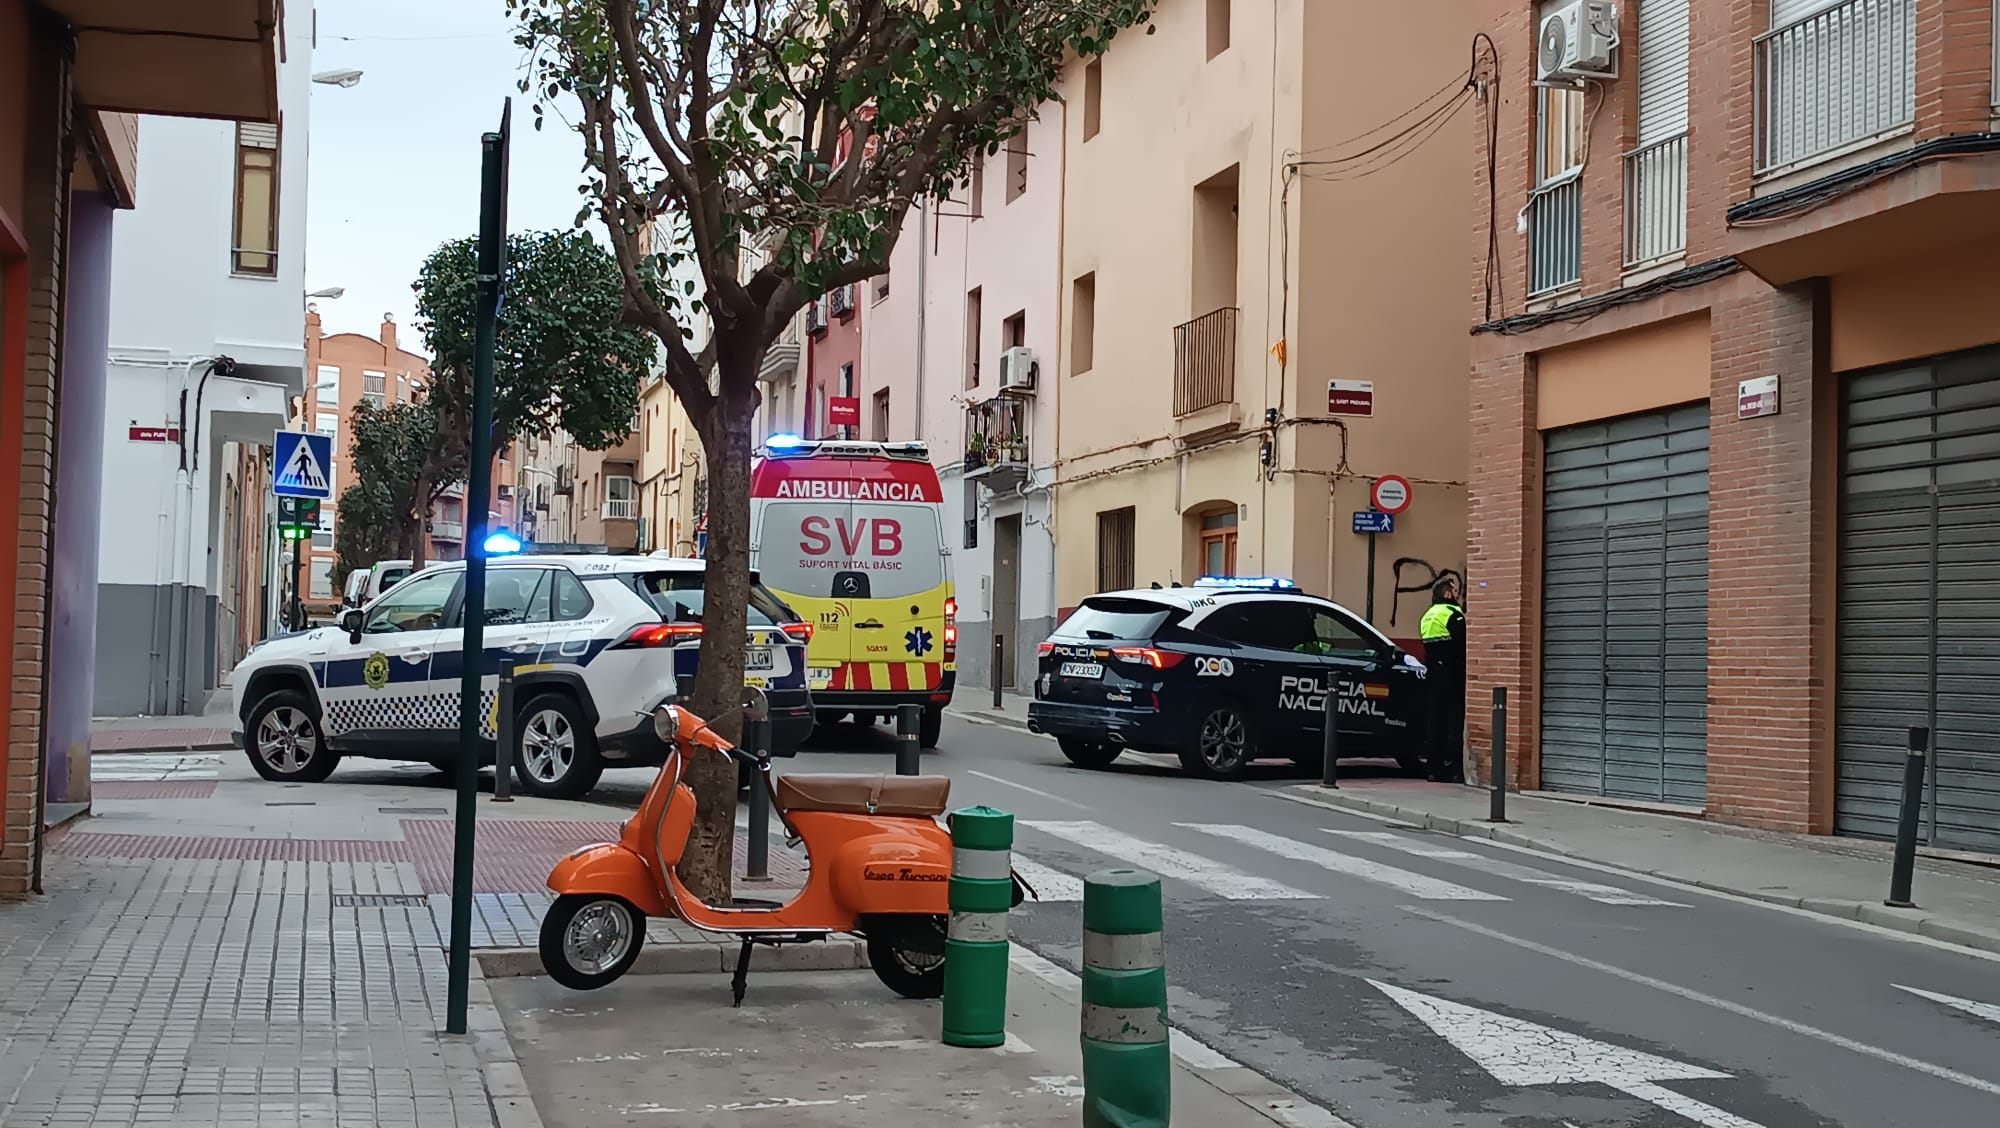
[
  {"x1": 673, "y1": 365, "x2": 759, "y2": 904},
  {"x1": 408, "y1": 473, "x2": 431, "y2": 568}
]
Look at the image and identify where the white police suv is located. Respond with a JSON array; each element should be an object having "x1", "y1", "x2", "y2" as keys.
[{"x1": 230, "y1": 554, "x2": 814, "y2": 798}]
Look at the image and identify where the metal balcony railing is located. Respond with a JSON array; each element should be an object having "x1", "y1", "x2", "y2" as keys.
[
  {"x1": 1528, "y1": 175, "x2": 1583, "y2": 296},
  {"x1": 1173, "y1": 306, "x2": 1237, "y2": 417},
  {"x1": 1755, "y1": 0, "x2": 1914, "y2": 175},
  {"x1": 1624, "y1": 133, "x2": 1688, "y2": 267}
]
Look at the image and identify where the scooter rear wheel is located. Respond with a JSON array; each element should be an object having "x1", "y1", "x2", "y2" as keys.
[
  {"x1": 865, "y1": 919, "x2": 946, "y2": 999},
  {"x1": 540, "y1": 894, "x2": 645, "y2": 990}
]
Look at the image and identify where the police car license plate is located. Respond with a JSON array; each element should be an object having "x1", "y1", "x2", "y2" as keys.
[
  {"x1": 1059, "y1": 661, "x2": 1103, "y2": 679},
  {"x1": 746, "y1": 648, "x2": 774, "y2": 671}
]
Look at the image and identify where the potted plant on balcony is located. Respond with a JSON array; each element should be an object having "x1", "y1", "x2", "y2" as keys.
[
  {"x1": 964, "y1": 430, "x2": 988, "y2": 470},
  {"x1": 1001, "y1": 431, "x2": 1026, "y2": 465}
]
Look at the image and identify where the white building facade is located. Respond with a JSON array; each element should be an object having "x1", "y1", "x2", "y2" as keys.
[{"x1": 94, "y1": 15, "x2": 313, "y2": 715}]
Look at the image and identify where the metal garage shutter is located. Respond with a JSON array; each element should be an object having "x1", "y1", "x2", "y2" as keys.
[
  {"x1": 1839, "y1": 351, "x2": 2000, "y2": 854},
  {"x1": 1541, "y1": 405, "x2": 1710, "y2": 805}
]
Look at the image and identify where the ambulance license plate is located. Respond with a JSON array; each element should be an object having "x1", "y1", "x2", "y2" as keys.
[
  {"x1": 1059, "y1": 661, "x2": 1103, "y2": 679},
  {"x1": 808, "y1": 667, "x2": 834, "y2": 689}
]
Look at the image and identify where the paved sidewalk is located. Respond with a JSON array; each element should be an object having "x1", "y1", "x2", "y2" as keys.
[
  {"x1": 92, "y1": 688, "x2": 238, "y2": 753},
  {"x1": 1278, "y1": 778, "x2": 2000, "y2": 955},
  {"x1": 952, "y1": 692, "x2": 1033, "y2": 731}
]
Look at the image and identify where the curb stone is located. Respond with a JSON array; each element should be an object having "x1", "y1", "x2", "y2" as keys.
[
  {"x1": 463, "y1": 954, "x2": 548, "y2": 1128},
  {"x1": 1273, "y1": 785, "x2": 2000, "y2": 958},
  {"x1": 951, "y1": 707, "x2": 1032, "y2": 732},
  {"x1": 474, "y1": 938, "x2": 870, "y2": 979}
]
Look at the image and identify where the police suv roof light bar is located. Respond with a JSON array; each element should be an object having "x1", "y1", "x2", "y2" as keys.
[{"x1": 1193, "y1": 576, "x2": 1297, "y2": 590}]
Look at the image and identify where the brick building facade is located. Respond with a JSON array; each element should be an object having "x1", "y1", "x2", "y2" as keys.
[{"x1": 1467, "y1": 0, "x2": 2000, "y2": 852}]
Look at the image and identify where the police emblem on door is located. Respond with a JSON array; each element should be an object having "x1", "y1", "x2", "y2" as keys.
[{"x1": 363, "y1": 653, "x2": 391, "y2": 690}]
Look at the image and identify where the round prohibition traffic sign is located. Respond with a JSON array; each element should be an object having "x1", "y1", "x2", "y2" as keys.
[{"x1": 1371, "y1": 475, "x2": 1413, "y2": 515}]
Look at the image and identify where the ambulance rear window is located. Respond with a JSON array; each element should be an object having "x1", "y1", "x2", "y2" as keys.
[{"x1": 756, "y1": 500, "x2": 945, "y2": 600}]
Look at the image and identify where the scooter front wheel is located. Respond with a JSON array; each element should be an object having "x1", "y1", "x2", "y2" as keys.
[{"x1": 540, "y1": 894, "x2": 645, "y2": 990}]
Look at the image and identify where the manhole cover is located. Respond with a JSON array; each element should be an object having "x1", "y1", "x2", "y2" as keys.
[
  {"x1": 384, "y1": 807, "x2": 448, "y2": 815},
  {"x1": 332, "y1": 894, "x2": 429, "y2": 908}
]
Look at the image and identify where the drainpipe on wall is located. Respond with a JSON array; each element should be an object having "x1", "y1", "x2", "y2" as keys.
[{"x1": 914, "y1": 196, "x2": 928, "y2": 444}]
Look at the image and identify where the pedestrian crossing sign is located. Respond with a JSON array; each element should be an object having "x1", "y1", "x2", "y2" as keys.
[{"x1": 273, "y1": 429, "x2": 333, "y2": 499}]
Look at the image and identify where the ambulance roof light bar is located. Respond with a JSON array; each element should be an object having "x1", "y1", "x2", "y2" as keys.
[
  {"x1": 762, "y1": 435, "x2": 931, "y2": 460},
  {"x1": 1193, "y1": 576, "x2": 1297, "y2": 590}
]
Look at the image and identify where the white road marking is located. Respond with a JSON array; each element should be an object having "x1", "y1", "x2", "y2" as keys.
[
  {"x1": 1122, "y1": 750, "x2": 1182, "y2": 771},
  {"x1": 92, "y1": 753, "x2": 223, "y2": 781},
  {"x1": 1180, "y1": 824, "x2": 1505, "y2": 902},
  {"x1": 1023, "y1": 821, "x2": 1317, "y2": 900},
  {"x1": 1370, "y1": 980, "x2": 1767, "y2": 1128},
  {"x1": 1008, "y1": 856, "x2": 1086, "y2": 902},
  {"x1": 966, "y1": 769, "x2": 1089, "y2": 810},
  {"x1": 1404, "y1": 906, "x2": 2000, "y2": 1098},
  {"x1": 1324, "y1": 830, "x2": 1688, "y2": 907},
  {"x1": 1027, "y1": 1075, "x2": 1084, "y2": 1098},
  {"x1": 1895, "y1": 985, "x2": 2000, "y2": 1025}
]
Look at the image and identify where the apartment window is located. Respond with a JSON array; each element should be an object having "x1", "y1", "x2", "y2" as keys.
[
  {"x1": 315, "y1": 412, "x2": 337, "y2": 441},
  {"x1": 1191, "y1": 164, "x2": 1240, "y2": 316},
  {"x1": 873, "y1": 269, "x2": 891, "y2": 302},
  {"x1": 1529, "y1": 7, "x2": 1587, "y2": 296},
  {"x1": 1537, "y1": 87, "x2": 1586, "y2": 186},
  {"x1": 1206, "y1": 0, "x2": 1231, "y2": 59},
  {"x1": 964, "y1": 287, "x2": 983, "y2": 389},
  {"x1": 968, "y1": 154, "x2": 985, "y2": 219},
  {"x1": 1627, "y1": 0, "x2": 1691, "y2": 266},
  {"x1": 1097, "y1": 508, "x2": 1136, "y2": 593},
  {"x1": 1199, "y1": 509, "x2": 1238, "y2": 578},
  {"x1": 873, "y1": 389, "x2": 891, "y2": 441},
  {"x1": 309, "y1": 559, "x2": 332, "y2": 600},
  {"x1": 1000, "y1": 312, "x2": 1025, "y2": 352},
  {"x1": 1083, "y1": 60, "x2": 1103, "y2": 140},
  {"x1": 1070, "y1": 273, "x2": 1097, "y2": 376},
  {"x1": 315, "y1": 365, "x2": 340, "y2": 405},
  {"x1": 312, "y1": 531, "x2": 333, "y2": 550},
  {"x1": 1005, "y1": 134, "x2": 1028, "y2": 203},
  {"x1": 362, "y1": 369, "x2": 386, "y2": 408},
  {"x1": 606, "y1": 475, "x2": 636, "y2": 519},
  {"x1": 232, "y1": 121, "x2": 280, "y2": 276}
]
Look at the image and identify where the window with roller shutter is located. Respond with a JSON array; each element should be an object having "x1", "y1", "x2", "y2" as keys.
[
  {"x1": 1757, "y1": 0, "x2": 1914, "y2": 174},
  {"x1": 1626, "y1": 0, "x2": 1690, "y2": 265},
  {"x1": 232, "y1": 121, "x2": 281, "y2": 275}
]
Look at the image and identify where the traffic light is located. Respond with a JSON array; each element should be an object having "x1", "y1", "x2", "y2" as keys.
[{"x1": 277, "y1": 496, "x2": 321, "y2": 541}]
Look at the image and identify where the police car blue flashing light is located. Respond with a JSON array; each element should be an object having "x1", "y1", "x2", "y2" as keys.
[
  {"x1": 765, "y1": 433, "x2": 808, "y2": 451},
  {"x1": 1193, "y1": 576, "x2": 1296, "y2": 590},
  {"x1": 483, "y1": 530, "x2": 524, "y2": 556}
]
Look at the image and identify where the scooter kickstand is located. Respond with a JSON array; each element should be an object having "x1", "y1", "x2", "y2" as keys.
[{"x1": 730, "y1": 940, "x2": 754, "y2": 1008}]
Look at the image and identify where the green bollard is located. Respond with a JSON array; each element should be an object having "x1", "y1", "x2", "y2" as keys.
[
  {"x1": 1082, "y1": 868, "x2": 1169, "y2": 1128},
  {"x1": 943, "y1": 805, "x2": 1013, "y2": 1047}
]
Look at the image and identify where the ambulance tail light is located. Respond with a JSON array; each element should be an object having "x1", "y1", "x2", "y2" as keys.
[
  {"x1": 782, "y1": 622, "x2": 814, "y2": 644},
  {"x1": 943, "y1": 597, "x2": 958, "y2": 661},
  {"x1": 1111, "y1": 647, "x2": 1184, "y2": 670},
  {"x1": 614, "y1": 622, "x2": 704, "y2": 649}
]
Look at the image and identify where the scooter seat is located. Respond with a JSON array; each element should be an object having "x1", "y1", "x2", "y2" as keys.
[{"x1": 775, "y1": 773, "x2": 951, "y2": 817}]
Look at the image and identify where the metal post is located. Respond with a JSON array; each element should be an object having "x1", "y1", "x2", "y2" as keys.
[
  {"x1": 1886, "y1": 724, "x2": 1928, "y2": 908},
  {"x1": 1319, "y1": 690, "x2": 1339, "y2": 788},
  {"x1": 944, "y1": 806, "x2": 1013, "y2": 1048},
  {"x1": 896, "y1": 703, "x2": 922, "y2": 776},
  {"x1": 1081, "y1": 867, "x2": 1169, "y2": 1128},
  {"x1": 992, "y1": 633, "x2": 1005, "y2": 709},
  {"x1": 289, "y1": 544, "x2": 303, "y2": 630},
  {"x1": 447, "y1": 103, "x2": 511, "y2": 1037},
  {"x1": 492, "y1": 660, "x2": 514, "y2": 802},
  {"x1": 1488, "y1": 686, "x2": 1508, "y2": 823},
  {"x1": 743, "y1": 713, "x2": 772, "y2": 883},
  {"x1": 1364, "y1": 529, "x2": 1377, "y2": 624}
]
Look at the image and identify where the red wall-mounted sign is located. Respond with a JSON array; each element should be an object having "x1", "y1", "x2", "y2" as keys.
[
  {"x1": 827, "y1": 396, "x2": 861, "y2": 428},
  {"x1": 128, "y1": 426, "x2": 181, "y2": 443}
]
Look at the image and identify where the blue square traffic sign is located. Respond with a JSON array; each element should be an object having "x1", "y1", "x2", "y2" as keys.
[
  {"x1": 1352, "y1": 510, "x2": 1394, "y2": 535},
  {"x1": 273, "y1": 430, "x2": 333, "y2": 499}
]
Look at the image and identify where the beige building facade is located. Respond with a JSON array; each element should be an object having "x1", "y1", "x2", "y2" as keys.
[{"x1": 1051, "y1": 0, "x2": 1469, "y2": 648}]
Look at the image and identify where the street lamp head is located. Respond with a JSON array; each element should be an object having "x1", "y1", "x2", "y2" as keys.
[
  {"x1": 306, "y1": 286, "x2": 345, "y2": 299},
  {"x1": 311, "y1": 68, "x2": 365, "y2": 88}
]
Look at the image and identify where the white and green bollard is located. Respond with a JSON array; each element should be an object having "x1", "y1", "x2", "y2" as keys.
[
  {"x1": 943, "y1": 805, "x2": 1013, "y2": 1047},
  {"x1": 1082, "y1": 867, "x2": 1169, "y2": 1128}
]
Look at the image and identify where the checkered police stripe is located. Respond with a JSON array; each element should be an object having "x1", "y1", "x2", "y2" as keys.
[{"x1": 323, "y1": 690, "x2": 498, "y2": 738}]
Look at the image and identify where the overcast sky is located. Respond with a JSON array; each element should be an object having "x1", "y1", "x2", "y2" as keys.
[{"x1": 304, "y1": 0, "x2": 600, "y2": 347}]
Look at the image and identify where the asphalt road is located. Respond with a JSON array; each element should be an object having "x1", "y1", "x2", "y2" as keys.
[{"x1": 754, "y1": 712, "x2": 2000, "y2": 1128}]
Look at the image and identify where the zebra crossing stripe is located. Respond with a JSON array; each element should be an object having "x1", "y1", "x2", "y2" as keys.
[
  {"x1": 1008, "y1": 857, "x2": 1086, "y2": 903},
  {"x1": 1322, "y1": 830, "x2": 1688, "y2": 907},
  {"x1": 1023, "y1": 821, "x2": 1317, "y2": 901},
  {"x1": 1180, "y1": 824, "x2": 1508, "y2": 902},
  {"x1": 91, "y1": 754, "x2": 223, "y2": 781}
]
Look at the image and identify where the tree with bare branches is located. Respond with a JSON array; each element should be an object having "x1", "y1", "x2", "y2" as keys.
[{"x1": 510, "y1": 0, "x2": 1155, "y2": 900}]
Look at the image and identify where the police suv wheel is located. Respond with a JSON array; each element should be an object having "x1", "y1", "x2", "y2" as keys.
[
  {"x1": 246, "y1": 690, "x2": 340, "y2": 784},
  {"x1": 1058, "y1": 737, "x2": 1121, "y2": 769},
  {"x1": 1180, "y1": 703, "x2": 1253, "y2": 780},
  {"x1": 511, "y1": 692, "x2": 604, "y2": 799}
]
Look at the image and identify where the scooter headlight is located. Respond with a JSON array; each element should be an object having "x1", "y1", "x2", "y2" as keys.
[{"x1": 653, "y1": 704, "x2": 682, "y2": 743}]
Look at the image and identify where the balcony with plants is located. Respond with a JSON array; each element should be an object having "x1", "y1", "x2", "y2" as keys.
[{"x1": 963, "y1": 396, "x2": 1030, "y2": 492}]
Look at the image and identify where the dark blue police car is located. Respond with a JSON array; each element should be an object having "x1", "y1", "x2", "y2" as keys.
[{"x1": 1025, "y1": 577, "x2": 1429, "y2": 780}]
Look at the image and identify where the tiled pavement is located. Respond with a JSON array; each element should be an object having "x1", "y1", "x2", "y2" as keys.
[{"x1": 0, "y1": 857, "x2": 505, "y2": 1128}]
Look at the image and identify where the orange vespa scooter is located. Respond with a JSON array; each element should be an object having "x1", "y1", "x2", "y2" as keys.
[{"x1": 539, "y1": 702, "x2": 1026, "y2": 1003}]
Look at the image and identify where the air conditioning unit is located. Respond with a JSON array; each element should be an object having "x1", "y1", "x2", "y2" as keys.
[
  {"x1": 999, "y1": 346, "x2": 1038, "y2": 392},
  {"x1": 1537, "y1": 1, "x2": 1618, "y2": 84},
  {"x1": 829, "y1": 284, "x2": 854, "y2": 317}
]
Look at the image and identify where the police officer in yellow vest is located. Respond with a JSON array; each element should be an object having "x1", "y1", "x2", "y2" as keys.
[{"x1": 1419, "y1": 577, "x2": 1467, "y2": 783}]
